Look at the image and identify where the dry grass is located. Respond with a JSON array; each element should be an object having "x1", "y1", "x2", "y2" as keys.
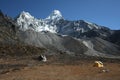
[{"x1": 0, "y1": 59, "x2": 120, "y2": 80}]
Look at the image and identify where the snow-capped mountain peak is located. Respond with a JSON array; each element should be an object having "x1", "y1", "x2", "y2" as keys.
[
  {"x1": 45, "y1": 10, "x2": 63, "y2": 21},
  {"x1": 16, "y1": 11, "x2": 58, "y2": 33},
  {"x1": 16, "y1": 11, "x2": 36, "y2": 31},
  {"x1": 19, "y1": 11, "x2": 34, "y2": 19}
]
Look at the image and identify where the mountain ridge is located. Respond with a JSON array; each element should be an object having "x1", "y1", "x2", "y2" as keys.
[{"x1": 16, "y1": 10, "x2": 110, "y2": 38}]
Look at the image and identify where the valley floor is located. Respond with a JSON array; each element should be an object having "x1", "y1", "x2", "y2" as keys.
[{"x1": 0, "y1": 57, "x2": 120, "y2": 80}]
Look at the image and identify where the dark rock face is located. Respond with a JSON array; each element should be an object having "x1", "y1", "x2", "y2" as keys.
[
  {"x1": 0, "y1": 10, "x2": 18, "y2": 45},
  {"x1": 107, "y1": 30, "x2": 120, "y2": 46}
]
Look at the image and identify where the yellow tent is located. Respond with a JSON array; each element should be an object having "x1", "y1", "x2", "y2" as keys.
[{"x1": 93, "y1": 61, "x2": 104, "y2": 68}]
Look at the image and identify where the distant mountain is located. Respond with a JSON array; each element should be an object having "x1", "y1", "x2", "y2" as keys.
[
  {"x1": 0, "y1": 10, "x2": 120, "y2": 59},
  {"x1": 16, "y1": 10, "x2": 112, "y2": 39},
  {"x1": 15, "y1": 10, "x2": 120, "y2": 58}
]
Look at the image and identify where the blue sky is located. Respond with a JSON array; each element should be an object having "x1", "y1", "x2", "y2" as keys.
[{"x1": 0, "y1": 0, "x2": 120, "y2": 30}]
